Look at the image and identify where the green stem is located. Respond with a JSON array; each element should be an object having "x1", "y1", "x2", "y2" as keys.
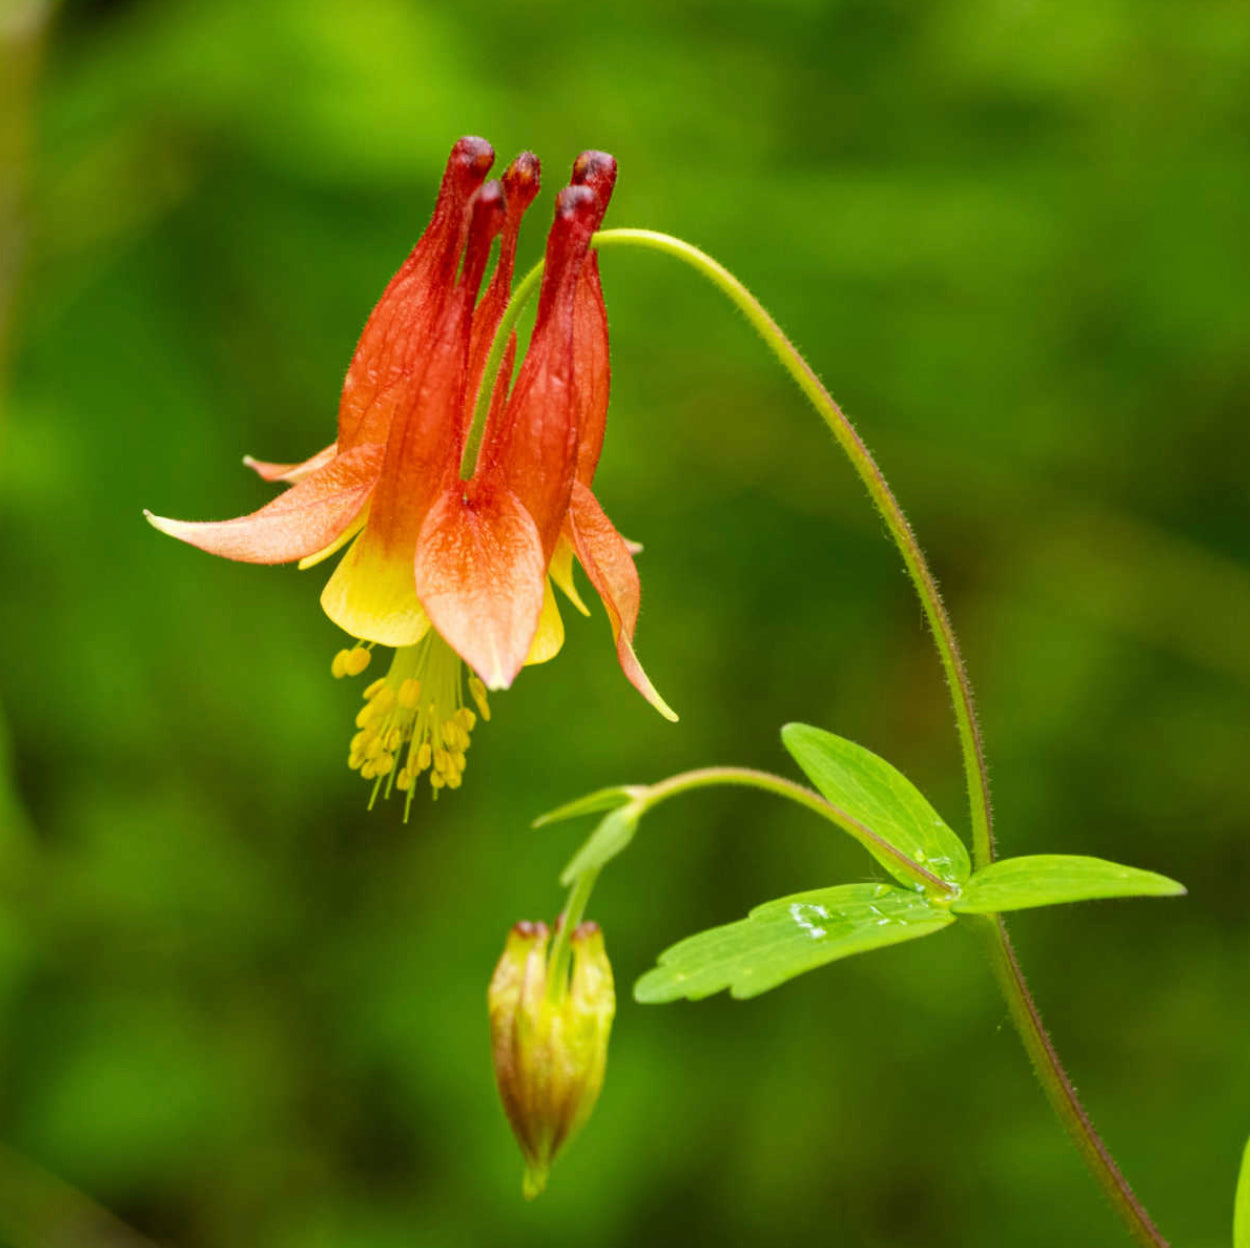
[
  {"x1": 595, "y1": 229, "x2": 994, "y2": 864},
  {"x1": 495, "y1": 228, "x2": 1166, "y2": 1245},
  {"x1": 479, "y1": 230, "x2": 994, "y2": 859},
  {"x1": 641, "y1": 766, "x2": 953, "y2": 898},
  {"x1": 979, "y1": 916, "x2": 1168, "y2": 1248},
  {"x1": 546, "y1": 866, "x2": 599, "y2": 1003}
]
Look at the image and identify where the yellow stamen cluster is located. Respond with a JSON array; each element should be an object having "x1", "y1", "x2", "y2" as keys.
[{"x1": 336, "y1": 631, "x2": 491, "y2": 816}]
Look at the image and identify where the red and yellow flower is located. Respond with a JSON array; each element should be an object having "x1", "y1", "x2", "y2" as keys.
[{"x1": 146, "y1": 137, "x2": 674, "y2": 810}]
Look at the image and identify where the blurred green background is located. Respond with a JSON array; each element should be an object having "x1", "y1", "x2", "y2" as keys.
[{"x1": 1, "y1": 0, "x2": 1248, "y2": 1244}]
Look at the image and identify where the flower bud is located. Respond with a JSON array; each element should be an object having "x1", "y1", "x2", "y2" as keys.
[{"x1": 488, "y1": 918, "x2": 615, "y2": 1197}]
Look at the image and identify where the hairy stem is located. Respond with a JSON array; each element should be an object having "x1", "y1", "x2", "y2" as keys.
[
  {"x1": 642, "y1": 766, "x2": 953, "y2": 897},
  {"x1": 980, "y1": 917, "x2": 1168, "y2": 1248},
  {"x1": 593, "y1": 229, "x2": 994, "y2": 863},
  {"x1": 492, "y1": 229, "x2": 1168, "y2": 1245}
]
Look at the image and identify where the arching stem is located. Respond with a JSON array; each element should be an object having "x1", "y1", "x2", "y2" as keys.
[{"x1": 493, "y1": 229, "x2": 1168, "y2": 1247}]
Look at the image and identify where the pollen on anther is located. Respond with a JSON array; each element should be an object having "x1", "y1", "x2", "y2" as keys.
[
  {"x1": 340, "y1": 634, "x2": 489, "y2": 806},
  {"x1": 469, "y1": 676, "x2": 491, "y2": 721},
  {"x1": 343, "y1": 646, "x2": 371, "y2": 677}
]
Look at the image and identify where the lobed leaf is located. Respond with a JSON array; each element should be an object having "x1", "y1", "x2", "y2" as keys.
[
  {"x1": 781, "y1": 723, "x2": 971, "y2": 886},
  {"x1": 635, "y1": 881, "x2": 955, "y2": 1003},
  {"x1": 950, "y1": 854, "x2": 1186, "y2": 914}
]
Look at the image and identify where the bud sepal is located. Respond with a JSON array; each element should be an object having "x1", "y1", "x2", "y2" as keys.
[{"x1": 488, "y1": 918, "x2": 615, "y2": 1197}]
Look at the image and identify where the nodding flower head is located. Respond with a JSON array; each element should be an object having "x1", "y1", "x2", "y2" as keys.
[{"x1": 146, "y1": 138, "x2": 674, "y2": 815}]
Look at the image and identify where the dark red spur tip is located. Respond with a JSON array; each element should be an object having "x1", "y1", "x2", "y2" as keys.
[
  {"x1": 432, "y1": 137, "x2": 495, "y2": 236},
  {"x1": 503, "y1": 152, "x2": 542, "y2": 218},
  {"x1": 450, "y1": 135, "x2": 495, "y2": 177},
  {"x1": 512, "y1": 920, "x2": 549, "y2": 940},
  {"x1": 571, "y1": 150, "x2": 617, "y2": 207}
]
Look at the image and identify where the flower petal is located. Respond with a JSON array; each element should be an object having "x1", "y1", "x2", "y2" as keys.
[
  {"x1": 466, "y1": 153, "x2": 541, "y2": 428},
  {"x1": 319, "y1": 525, "x2": 433, "y2": 647},
  {"x1": 569, "y1": 151, "x2": 617, "y2": 485},
  {"x1": 566, "y1": 481, "x2": 677, "y2": 721},
  {"x1": 297, "y1": 507, "x2": 368, "y2": 570},
  {"x1": 549, "y1": 533, "x2": 591, "y2": 617},
  {"x1": 478, "y1": 185, "x2": 607, "y2": 561},
  {"x1": 414, "y1": 483, "x2": 546, "y2": 690},
  {"x1": 320, "y1": 184, "x2": 508, "y2": 650},
  {"x1": 243, "y1": 443, "x2": 337, "y2": 483},
  {"x1": 524, "y1": 579, "x2": 566, "y2": 667},
  {"x1": 338, "y1": 137, "x2": 495, "y2": 454},
  {"x1": 145, "y1": 443, "x2": 383, "y2": 565}
]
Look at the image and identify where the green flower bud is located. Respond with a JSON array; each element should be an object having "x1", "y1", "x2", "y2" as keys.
[{"x1": 488, "y1": 918, "x2": 615, "y2": 1198}]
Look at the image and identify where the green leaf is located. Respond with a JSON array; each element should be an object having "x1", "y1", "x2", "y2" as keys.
[
  {"x1": 951, "y1": 855, "x2": 1186, "y2": 914},
  {"x1": 781, "y1": 723, "x2": 971, "y2": 886},
  {"x1": 634, "y1": 882, "x2": 955, "y2": 1003},
  {"x1": 1235, "y1": 1132, "x2": 1250, "y2": 1248},
  {"x1": 533, "y1": 785, "x2": 639, "y2": 827},
  {"x1": 559, "y1": 804, "x2": 642, "y2": 886}
]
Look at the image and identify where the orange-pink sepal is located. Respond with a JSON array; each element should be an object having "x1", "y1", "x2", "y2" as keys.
[
  {"x1": 565, "y1": 481, "x2": 677, "y2": 721},
  {"x1": 145, "y1": 443, "x2": 383, "y2": 564},
  {"x1": 415, "y1": 483, "x2": 547, "y2": 691},
  {"x1": 243, "y1": 443, "x2": 338, "y2": 483}
]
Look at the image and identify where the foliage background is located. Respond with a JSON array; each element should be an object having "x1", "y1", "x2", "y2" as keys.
[{"x1": 1, "y1": 0, "x2": 1248, "y2": 1244}]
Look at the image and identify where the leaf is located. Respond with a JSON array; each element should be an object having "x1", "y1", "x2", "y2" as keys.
[
  {"x1": 559, "y1": 804, "x2": 642, "y2": 885},
  {"x1": 950, "y1": 855, "x2": 1186, "y2": 914},
  {"x1": 1236, "y1": 1132, "x2": 1250, "y2": 1248},
  {"x1": 781, "y1": 723, "x2": 971, "y2": 886},
  {"x1": 634, "y1": 882, "x2": 955, "y2": 1003},
  {"x1": 533, "y1": 785, "x2": 639, "y2": 827}
]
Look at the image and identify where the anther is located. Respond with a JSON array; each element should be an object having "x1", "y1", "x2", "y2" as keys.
[
  {"x1": 343, "y1": 646, "x2": 371, "y2": 676},
  {"x1": 469, "y1": 676, "x2": 491, "y2": 721}
]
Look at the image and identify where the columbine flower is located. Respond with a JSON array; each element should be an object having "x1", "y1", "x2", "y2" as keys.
[
  {"x1": 146, "y1": 137, "x2": 674, "y2": 812},
  {"x1": 488, "y1": 919, "x2": 615, "y2": 1198}
]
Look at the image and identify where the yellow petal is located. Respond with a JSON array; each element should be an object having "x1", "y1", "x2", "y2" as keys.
[
  {"x1": 299, "y1": 507, "x2": 368, "y2": 570},
  {"x1": 549, "y1": 534, "x2": 591, "y2": 617},
  {"x1": 524, "y1": 579, "x2": 565, "y2": 667},
  {"x1": 320, "y1": 529, "x2": 432, "y2": 647}
]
